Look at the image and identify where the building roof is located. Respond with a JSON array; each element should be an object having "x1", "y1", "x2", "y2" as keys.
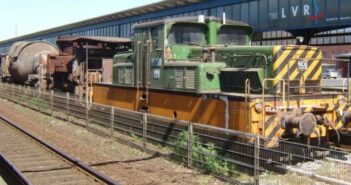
[
  {"x1": 57, "y1": 36, "x2": 131, "y2": 44},
  {"x1": 0, "y1": 0, "x2": 206, "y2": 45},
  {"x1": 336, "y1": 53, "x2": 351, "y2": 59},
  {"x1": 133, "y1": 16, "x2": 251, "y2": 29}
]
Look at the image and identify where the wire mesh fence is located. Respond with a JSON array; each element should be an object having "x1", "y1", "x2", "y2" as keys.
[{"x1": 0, "y1": 82, "x2": 351, "y2": 185}]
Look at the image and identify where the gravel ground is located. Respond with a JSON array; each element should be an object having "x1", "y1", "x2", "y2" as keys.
[
  {"x1": 259, "y1": 172, "x2": 329, "y2": 185},
  {"x1": 0, "y1": 98, "x2": 227, "y2": 185},
  {"x1": 259, "y1": 152, "x2": 351, "y2": 185},
  {"x1": 296, "y1": 159, "x2": 351, "y2": 182}
]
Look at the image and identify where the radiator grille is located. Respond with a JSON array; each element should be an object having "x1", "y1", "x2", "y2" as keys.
[
  {"x1": 118, "y1": 69, "x2": 124, "y2": 84},
  {"x1": 175, "y1": 69, "x2": 183, "y2": 88},
  {"x1": 220, "y1": 70, "x2": 262, "y2": 92},
  {"x1": 125, "y1": 68, "x2": 132, "y2": 84},
  {"x1": 117, "y1": 67, "x2": 133, "y2": 85},
  {"x1": 185, "y1": 70, "x2": 195, "y2": 89},
  {"x1": 174, "y1": 69, "x2": 195, "y2": 90}
]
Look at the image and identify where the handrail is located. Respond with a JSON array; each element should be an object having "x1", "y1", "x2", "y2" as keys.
[{"x1": 245, "y1": 79, "x2": 251, "y2": 133}]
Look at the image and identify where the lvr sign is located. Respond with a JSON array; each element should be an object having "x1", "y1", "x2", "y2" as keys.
[
  {"x1": 281, "y1": 5, "x2": 311, "y2": 18},
  {"x1": 280, "y1": 0, "x2": 324, "y2": 22}
]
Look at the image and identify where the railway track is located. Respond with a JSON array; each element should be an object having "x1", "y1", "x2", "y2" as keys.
[{"x1": 0, "y1": 115, "x2": 120, "y2": 185}]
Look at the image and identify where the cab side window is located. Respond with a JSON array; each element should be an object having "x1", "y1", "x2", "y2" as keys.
[{"x1": 151, "y1": 28, "x2": 159, "y2": 49}]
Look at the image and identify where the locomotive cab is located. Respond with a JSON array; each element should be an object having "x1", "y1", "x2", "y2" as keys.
[{"x1": 114, "y1": 17, "x2": 228, "y2": 93}]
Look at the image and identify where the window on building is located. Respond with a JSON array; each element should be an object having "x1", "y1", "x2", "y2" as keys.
[
  {"x1": 258, "y1": 0, "x2": 268, "y2": 29},
  {"x1": 249, "y1": 1, "x2": 258, "y2": 26},
  {"x1": 225, "y1": 5, "x2": 232, "y2": 19},
  {"x1": 240, "y1": 3, "x2": 249, "y2": 23},
  {"x1": 232, "y1": 4, "x2": 240, "y2": 21},
  {"x1": 216, "y1": 6, "x2": 224, "y2": 18}
]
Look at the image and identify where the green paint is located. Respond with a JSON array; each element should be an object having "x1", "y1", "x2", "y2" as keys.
[
  {"x1": 112, "y1": 16, "x2": 277, "y2": 94},
  {"x1": 207, "y1": 20, "x2": 218, "y2": 45}
]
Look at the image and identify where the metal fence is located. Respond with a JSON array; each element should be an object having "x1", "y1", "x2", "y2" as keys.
[{"x1": 0, "y1": 82, "x2": 350, "y2": 185}]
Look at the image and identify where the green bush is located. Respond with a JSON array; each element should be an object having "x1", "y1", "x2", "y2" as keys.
[{"x1": 173, "y1": 130, "x2": 231, "y2": 177}]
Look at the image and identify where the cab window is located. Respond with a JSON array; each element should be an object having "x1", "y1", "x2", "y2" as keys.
[
  {"x1": 217, "y1": 27, "x2": 249, "y2": 45},
  {"x1": 168, "y1": 24, "x2": 205, "y2": 45}
]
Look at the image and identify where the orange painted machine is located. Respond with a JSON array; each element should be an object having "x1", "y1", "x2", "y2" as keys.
[{"x1": 92, "y1": 17, "x2": 350, "y2": 146}]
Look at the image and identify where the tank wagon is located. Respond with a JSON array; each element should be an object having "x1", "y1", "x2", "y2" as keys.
[
  {"x1": 93, "y1": 16, "x2": 351, "y2": 146},
  {"x1": 1, "y1": 37, "x2": 132, "y2": 95},
  {"x1": 1, "y1": 41, "x2": 59, "y2": 87}
]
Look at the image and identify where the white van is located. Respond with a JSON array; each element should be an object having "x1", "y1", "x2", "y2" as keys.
[{"x1": 322, "y1": 64, "x2": 341, "y2": 79}]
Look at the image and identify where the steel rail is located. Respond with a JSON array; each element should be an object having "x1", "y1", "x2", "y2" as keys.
[
  {"x1": 0, "y1": 114, "x2": 121, "y2": 185},
  {"x1": 0, "y1": 154, "x2": 32, "y2": 185}
]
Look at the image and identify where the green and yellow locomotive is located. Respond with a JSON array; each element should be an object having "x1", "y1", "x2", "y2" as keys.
[{"x1": 93, "y1": 16, "x2": 350, "y2": 146}]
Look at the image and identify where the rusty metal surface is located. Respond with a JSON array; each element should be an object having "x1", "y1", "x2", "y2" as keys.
[
  {"x1": 1, "y1": 56, "x2": 11, "y2": 78},
  {"x1": 6, "y1": 41, "x2": 59, "y2": 83},
  {"x1": 6, "y1": 41, "x2": 30, "y2": 58},
  {"x1": 102, "y1": 58, "x2": 113, "y2": 83},
  {"x1": 47, "y1": 55, "x2": 74, "y2": 73}
]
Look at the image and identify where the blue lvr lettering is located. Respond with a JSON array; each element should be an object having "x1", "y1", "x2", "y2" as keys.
[{"x1": 281, "y1": 5, "x2": 310, "y2": 18}]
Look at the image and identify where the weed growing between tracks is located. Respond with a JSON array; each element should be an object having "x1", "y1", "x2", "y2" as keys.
[{"x1": 173, "y1": 131, "x2": 231, "y2": 177}]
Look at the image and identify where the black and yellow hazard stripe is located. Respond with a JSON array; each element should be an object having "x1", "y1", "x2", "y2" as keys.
[
  {"x1": 272, "y1": 46, "x2": 303, "y2": 86},
  {"x1": 264, "y1": 114, "x2": 285, "y2": 147},
  {"x1": 304, "y1": 52, "x2": 322, "y2": 81},
  {"x1": 326, "y1": 104, "x2": 339, "y2": 112},
  {"x1": 272, "y1": 46, "x2": 322, "y2": 91},
  {"x1": 264, "y1": 114, "x2": 284, "y2": 139}
]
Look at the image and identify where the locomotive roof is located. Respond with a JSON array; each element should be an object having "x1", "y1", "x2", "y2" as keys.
[
  {"x1": 57, "y1": 36, "x2": 131, "y2": 44},
  {"x1": 133, "y1": 16, "x2": 251, "y2": 29}
]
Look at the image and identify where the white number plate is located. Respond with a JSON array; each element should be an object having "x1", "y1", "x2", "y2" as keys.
[{"x1": 297, "y1": 59, "x2": 308, "y2": 71}]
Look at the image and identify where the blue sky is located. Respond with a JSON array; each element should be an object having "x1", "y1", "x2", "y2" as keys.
[{"x1": 0, "y1": 0, "x2": 160, "y2": 41}]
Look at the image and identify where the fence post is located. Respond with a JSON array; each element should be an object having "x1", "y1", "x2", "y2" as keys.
[
  {"x1": 187, "y1": 122, "x2": 193, "y2": 168},
  {"x1": 18, "y1": 85, "x2": 21, "y2": 103},
  {"x1": 27, "y1": 86, "x2": 30, "y2": 107},
  {"x1": 50, "y1": 90, "x2": 54, "y2": 116},
  {"x1": 37, "y1": 88, "x2": 41, "y2": 112},
  {"x1": 85, "y1": 101, "x2": 90, "y2": 128},
  {"x1": 66, "y1": 93, "x2": 70, "y2": 121},
  {"x1": 254, "y1": 135, "x2": 260, "y2": 185},
  {"x1": 142, "y1": 113, "x2": 148, "y2": 149},
  {"x1": 12, "y1": 83, "x2": 14, "y2": 99},
  {"x1": 110, "y1": 107, "x2": 114, "y2": 137}
]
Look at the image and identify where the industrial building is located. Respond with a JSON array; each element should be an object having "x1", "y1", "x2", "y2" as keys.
[{"x1": 1, "y1": 0, "x2": 351, "y2": 59}]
